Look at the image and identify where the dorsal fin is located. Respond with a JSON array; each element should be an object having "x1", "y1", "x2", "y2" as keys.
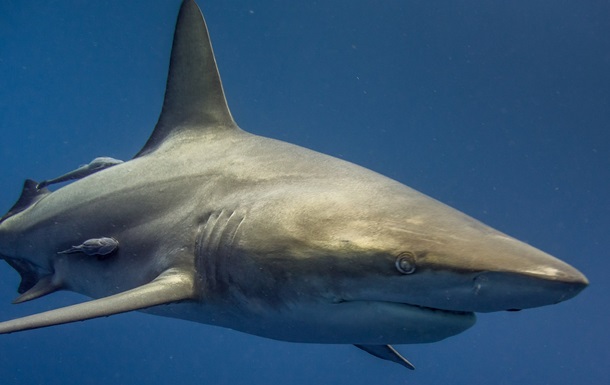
[
  {"x1": 136, "y1": 0, "x2": 237, "y2": 157},
  {"x1": 0, "y1": 179, "x2": 50, "y2": 224}
]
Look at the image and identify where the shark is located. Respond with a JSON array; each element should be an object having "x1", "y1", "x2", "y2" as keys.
[{"x1": 0, "y1": 0, "x2": 588, "y2": 370}]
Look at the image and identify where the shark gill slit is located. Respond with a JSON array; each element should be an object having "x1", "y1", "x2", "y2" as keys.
[{"x1": 195, "y1": 210, "x2": 245, "y2": 293}]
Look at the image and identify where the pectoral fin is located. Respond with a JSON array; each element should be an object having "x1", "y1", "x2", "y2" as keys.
[
  {"x1": 0, "y1": 268, "x2": 195, "y2": 334},
  {"x1": 355, "y1": 344, "x2": 415, "y2": 370}
]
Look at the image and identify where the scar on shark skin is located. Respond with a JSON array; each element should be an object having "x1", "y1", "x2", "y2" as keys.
[{"x1": 37, "y1": 157, "x2": 123, "y2": 190}]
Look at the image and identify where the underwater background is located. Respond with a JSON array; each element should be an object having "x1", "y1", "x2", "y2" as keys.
[{"x1": 0, "y1": 1, "x2": 608, "y2": 384}]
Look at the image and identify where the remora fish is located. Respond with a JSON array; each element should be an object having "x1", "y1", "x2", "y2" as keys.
[{"x1": 0, "y1": 0, "x2": 588, "y2": 370}]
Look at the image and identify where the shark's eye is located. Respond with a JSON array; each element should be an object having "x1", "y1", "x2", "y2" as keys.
[{"x1": 395, "y1": 252, "x2": 416, "y2": 274}]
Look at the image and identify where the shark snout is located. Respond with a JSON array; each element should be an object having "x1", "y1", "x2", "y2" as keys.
[
  {"x1": 378, "y1": 214, "x2": 589, "y2": 314},
  {"x1": 418, "y1": 232, "x2": 590, "y2": 313},
  {"x1": 389, "y1": 252, "x2": 589, "y2": 315},
  {"x1": 468, "y1": 266, "x2": 589, "y2": 312}
]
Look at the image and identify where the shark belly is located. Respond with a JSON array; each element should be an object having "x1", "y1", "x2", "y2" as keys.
[{"x1": 143, "y1": 298, "x2": 475, "y2": 345}]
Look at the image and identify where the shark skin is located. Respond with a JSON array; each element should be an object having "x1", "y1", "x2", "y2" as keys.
[{"x1": 0, "y1": 0, "x2": 588, "y2": 370}]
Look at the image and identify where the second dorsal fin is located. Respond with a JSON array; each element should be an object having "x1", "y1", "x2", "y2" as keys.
[
  {"x1": 0, "y1": 180, "x2": 50, "y2": 224},
  {"x1": 136, "y1": 0, "x2": 238, "y2": 158}
]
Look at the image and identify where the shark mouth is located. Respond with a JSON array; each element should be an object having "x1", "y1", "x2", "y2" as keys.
[
  {"x1": 340, "y1": 298, "x2": 474, "y2": 316},
  {"x1": 406, "y1": 303, "x2": 474, "y2": 316},
  {"x1": 330, "y1": 299, "x2": 477, "y2": 343}
]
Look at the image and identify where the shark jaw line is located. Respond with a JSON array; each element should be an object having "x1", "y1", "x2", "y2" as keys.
[
  {"x1": 339, "y1": 299, "x2": 475, "y2": 318},
  {"x1": 314, "y1": 299, "x2": 478, "y2": 344},
  {"x1": 213, "y1": 298, "x2": 478, "y2": 345}
]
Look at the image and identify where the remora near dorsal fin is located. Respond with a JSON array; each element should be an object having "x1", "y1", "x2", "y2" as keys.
[
  {"x1": 0, "y1": 268, "x2": 196, "y2": 334},
  {"x1": 0, "y1": 179, "x2": 50, "y2": 224},
  {"x1": 136, "y1": 0, "x2": 237, "y2": 157}
]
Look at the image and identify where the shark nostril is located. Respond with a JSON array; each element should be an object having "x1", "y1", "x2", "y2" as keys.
[
  {"x1": 395, "y1": 252, "x2": 416, "y2": 275},
  {"x1": 472, "y1": 274, "x2": 489, "y2": 295}
]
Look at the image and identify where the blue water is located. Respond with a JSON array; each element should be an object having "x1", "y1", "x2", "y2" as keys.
[{"x1": 1, "y1": 1, "x2": 608, "y2": 384}]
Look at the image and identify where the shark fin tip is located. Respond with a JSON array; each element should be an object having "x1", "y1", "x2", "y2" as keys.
[{"x1": 12, "y1": 276, "x2": 61, "y2": 304}]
